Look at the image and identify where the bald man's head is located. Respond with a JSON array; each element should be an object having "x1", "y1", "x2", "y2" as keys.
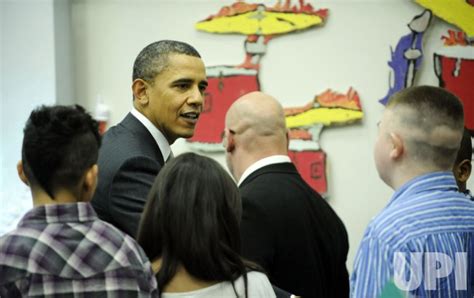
[
  {"x1": 225, "y1": 91, "x2": 287, "y2": 152},
  {"x1": 223, "y1": 92, "x2": 289, "y2": 180}
]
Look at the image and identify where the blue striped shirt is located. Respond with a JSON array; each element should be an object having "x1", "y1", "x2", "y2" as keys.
[{"x1": 351, "y1": 172, "x2": 474, "y2": 298}]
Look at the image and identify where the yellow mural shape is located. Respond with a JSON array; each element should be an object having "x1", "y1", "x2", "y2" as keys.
[
  {"x1": 286, "y1": 108, "x2": 363, "y2": 128},
  {"x1": 196, "y1": 11, "x2": 324, "y2": 35},
  {"x1": 415, "y1": 0, "x2": 474, "y2": 37}
]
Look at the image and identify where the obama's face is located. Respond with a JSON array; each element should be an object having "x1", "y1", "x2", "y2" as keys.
[{"x1": 145, "y1": 54, "x2": 208, "y2": 144}]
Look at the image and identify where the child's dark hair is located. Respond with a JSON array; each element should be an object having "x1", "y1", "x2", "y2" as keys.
[
  {"x1": 21, "y1": 105, "x2": 101, "y2": 198},
  {"x1": 137, "y1": 152, "x2": 262, "y2": 297}
]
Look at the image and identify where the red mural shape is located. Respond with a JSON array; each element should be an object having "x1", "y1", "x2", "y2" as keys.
[
  {"x1": 189, "y1": 66, "x2": 260, "y2": 144},
  {"x1": 435, "y1": 47, "x2": 474, "y2": 135},
  {"x1": 288, "y1": 150, "x2": 327, "y2": 195}
]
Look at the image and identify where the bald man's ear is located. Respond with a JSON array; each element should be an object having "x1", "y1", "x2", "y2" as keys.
[
  {"x1": 225, "y1": 130, "x2": 235, "y2": 153},
  {"x1": 17, "y1": 161, "x2": 29, "y2": 186},
  {"x1": 286, "y1": 129, "x2": 290, "y2": 150},
  {"x1": 389, "y1": 132, "x2": 404, "y2": 160},
  {"x1": 132, "y1": 79, "x2": 149, "y2": 105}
]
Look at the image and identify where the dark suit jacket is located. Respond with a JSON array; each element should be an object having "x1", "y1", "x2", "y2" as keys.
[
  {"x1": 91, "y1": 113, "x2": 164, "y2": 237},
  {"x1": 240, "y1": 162, "x2": 349, "y2": 298}
]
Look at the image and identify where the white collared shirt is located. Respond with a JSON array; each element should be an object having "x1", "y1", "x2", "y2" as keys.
[
  {"x1": 237, "y1": 155, "x2": 291, "y2": 186},
  {"x1": 130, "y1": 108, "x2": 172, "y2": 162}
]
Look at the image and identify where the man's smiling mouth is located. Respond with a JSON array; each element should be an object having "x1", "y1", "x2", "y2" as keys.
[{"x1": 180, "y1": 111, "x2": 200, "y2": 123}]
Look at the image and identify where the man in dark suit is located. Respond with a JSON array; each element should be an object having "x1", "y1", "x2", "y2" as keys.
[
  {"x1": 223, "y1": 91, "x2": 350, "y2": 297},
  {"x1": 92, "y1": 40, "x2": 208, "y2": 237}
]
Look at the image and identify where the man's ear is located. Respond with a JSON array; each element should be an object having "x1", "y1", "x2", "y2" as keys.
[
  {"x1": 455, "y1": 159, "x2": 472, "y2": 183},
  {"x1": 389, "y1": 132, "x2": 404, "y2": 160},
  {"x1": 17, "y1": 161, "x2": 29, "y2": 186},
  {"x1": 132, "y1": 79, "x2": 149, "y2": 105},
  {"x1": 286, "y1": 129, "x2": 290, "y2": 151},
  {"x1": 225, "y1": 130, "x2": 235, "y2": 153},
  {"x1": 81, "y1": 164, "x2": 98, "y2": 202}
]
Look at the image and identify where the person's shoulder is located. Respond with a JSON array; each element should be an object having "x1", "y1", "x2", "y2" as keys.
[
  {"x1": 98, "y1": 143, "x2": 162, "y2": 176},
  {"x1": 0, "y1": 221, "x2": 46, "y2": 262},
  {"x1": 0, "y1": 229, "x2": 30, "y2": 283},
  {"x1": 241, "y1": 169, "x2": 296, "y2": 195},
  {"x1": 378, "y1": 190, "x2": 474, "y2": 226},
  {"x1": 91, "y1": 219, "x2": 152, "y2": 268},
  {"x1": 246, "y1": 271, "x2": 271, "y2": 283},
  {"x1": 245, "y1": 271, "x2": 276, "y2": 297},
  {"x1": 101, "y1": 125, "x2": 145, "y2": 152}
]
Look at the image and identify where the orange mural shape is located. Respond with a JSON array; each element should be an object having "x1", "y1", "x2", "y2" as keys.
[
  {"x1": 442, "y1": 30, "x2": 469, "y2": 46},
  {"x1": 288, "y1": 129, "x2": 313, "y2": 140},
  {"x1": 316, "y1": 88, "x2": 361, "y2": 110},
  {"x1": 203, "y1": 0, "x2": 327, "y2": 22}
]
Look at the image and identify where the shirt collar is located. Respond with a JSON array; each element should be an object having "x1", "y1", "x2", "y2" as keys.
[
  {"x1": 464, "y1": 189, "x2": 473, "y2": 200},
  {"x1": 238, "y1": 155, "x2": 291, "y2": 186},
  {"x1": 387, "y1": 171, "x2": 459, "y2": 208},
  {"x1": 18, "y1": 202, "x2": 97, "y2": 226},
  {"x1": 131, "y1": 108, "x2": 171, "y2": 162}
]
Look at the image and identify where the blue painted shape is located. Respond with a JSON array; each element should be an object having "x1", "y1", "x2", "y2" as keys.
[{"x1": 379, "y1": 31, "x2": 425, "y2": 106}]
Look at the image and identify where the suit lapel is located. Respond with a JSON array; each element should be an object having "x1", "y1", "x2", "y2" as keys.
[{"x1": 119, "y1": 113, "x2": 165, "y2": 166}]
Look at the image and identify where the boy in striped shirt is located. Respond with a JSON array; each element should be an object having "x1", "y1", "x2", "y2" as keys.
[
  {"x1": 453, "y1": 128, "x2": 472, "y2": 199},
  {"x1": 351, "y1": 86, "x2": 474, "y2": 297}
]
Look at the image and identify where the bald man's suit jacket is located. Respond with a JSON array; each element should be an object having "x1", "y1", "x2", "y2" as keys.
[
  {"x1": 91, "y1": 113, "x2": 164, "y2": 237},
  {"x1": 239, "y1": 163, "x2": 349, "y2": 298}
]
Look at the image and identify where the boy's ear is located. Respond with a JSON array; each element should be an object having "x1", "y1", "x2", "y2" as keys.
[
  {"x1": 81, "y1": 164, "x2": 98, "y2": 202},
  {"x1": 389, "y1": 132, "x2": 404, "y2": 160},
  {"x1": 17, "y1": 161, "x2": 29, "y2": 186},
  {"x1": 455, "y1": 159, "x2": 472, "y2": 183},
  {"x1": 132, "y1": 79, "x2": 149, "y2": 105}
]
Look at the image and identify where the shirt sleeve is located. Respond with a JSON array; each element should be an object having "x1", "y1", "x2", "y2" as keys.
[
  {"x1": 350, "y1": 236, "x2": 392, "y2": 298},
  {"x1": 109, "y1": 156, "x2": 161, "y2": 237}
]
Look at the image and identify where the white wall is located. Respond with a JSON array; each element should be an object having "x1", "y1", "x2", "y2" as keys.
[
  {"x1": 70, "y1": 0, "x2": 474, "y2": 271},
  {"x1": 54, "y1": 0, "x2": 75, "y2": 105},
  {"x1": 0, "y1": 0, "x2": 75, "y2": 234},
  {"x1": 1, "y1": 0, "x2": 57, "y2": 232}
]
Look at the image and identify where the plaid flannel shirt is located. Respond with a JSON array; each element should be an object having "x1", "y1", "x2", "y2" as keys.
[{"x1": 0, "y1": 202, "x2": 158, "y2": 297}]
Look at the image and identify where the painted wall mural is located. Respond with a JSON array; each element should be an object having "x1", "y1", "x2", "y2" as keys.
[
  {"x1": 189, "y1": 66, "x2": 260, "y2": 150},
  {"x1": 415, "y1": 0, "x2": 474, "y2": 38},
  {"x1": 188, "y1": 0, "x2": 364, "y2": 196},
  {"x1": 285, "y1": 88, "x2": 363, "y2": 194},
  {"x1": 416, "y1": 0, "x2": 474, "y2": 135},
  {"x1": 379, "y1": 10, "x2": 432, "y2": 105},
  {"x1": 434, "y1": 30, "x2": 474, "y2": 135}
]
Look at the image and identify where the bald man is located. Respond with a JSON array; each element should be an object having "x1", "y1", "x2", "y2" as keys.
[
  {"x1": 224, "y1": 92, "x2": 350, "y2": 297},
  {"x1": 351, "y1": 86, "x2": 474, "y2": 297}
]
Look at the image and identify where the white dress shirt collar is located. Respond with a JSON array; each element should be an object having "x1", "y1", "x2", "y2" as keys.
[
  {"x1": 238, "y1": 155, "x2": 291, "y2": 186},
  {"x1": 130, "y1": 108, "x2": 172, "y2": 162}
]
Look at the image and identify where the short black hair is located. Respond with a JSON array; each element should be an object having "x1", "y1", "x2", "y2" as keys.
[
  {"x1": 387, "y1": 86, "x2": 464, "y2": 128},
  {"x1": 455, "y1": 128, "x2": 473, "y2": 164},
  {"x1": 21, "y1": 105, "x2": 101, "y2": 198},
  {"x1": 137, "y1": 152, "x2": 260, "y2": 297},
  {"x1": 132, "y1": 40, "x2": 201, "y2": 83}
]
